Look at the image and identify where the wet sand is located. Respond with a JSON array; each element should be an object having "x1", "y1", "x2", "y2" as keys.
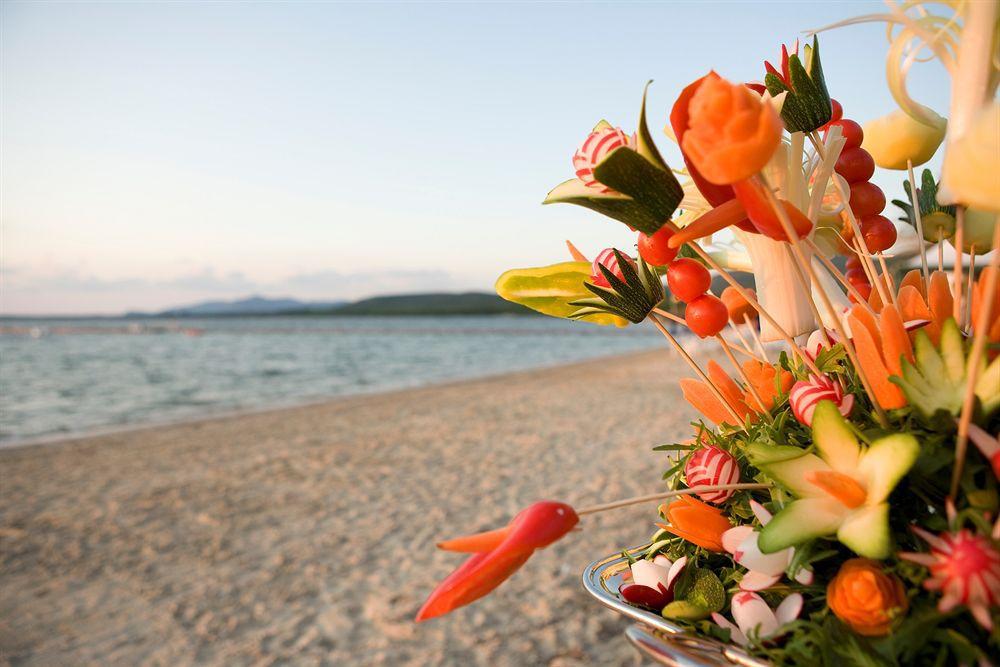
[{"x1": 0, "y1": 348, "x2": 706, "y2": 666}]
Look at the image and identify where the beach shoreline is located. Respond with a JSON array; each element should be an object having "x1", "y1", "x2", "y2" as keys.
[
  {"x1": 0, "y1": 347, "x2": 668, "y2": 451},
  {"x1": 1, "y1": 347, "x2": 709, "y2": 666}
]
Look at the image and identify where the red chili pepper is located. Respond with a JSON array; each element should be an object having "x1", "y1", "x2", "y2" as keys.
[
  {"x1": 415, "y1": 501, "x2": 579, "y2": 621},
  {"x1": 730, "y1": 178, "x2": 813, "y2": 241}
]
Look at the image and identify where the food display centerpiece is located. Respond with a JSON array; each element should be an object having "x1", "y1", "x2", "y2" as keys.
[{"x1": 417, "y1": 3, "x2": 1000, "y2": 664}]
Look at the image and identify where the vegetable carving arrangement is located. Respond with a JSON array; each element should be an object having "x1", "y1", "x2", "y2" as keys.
[{"x1": 418, "y1": 3, "x2": 1000, "y2": 664}]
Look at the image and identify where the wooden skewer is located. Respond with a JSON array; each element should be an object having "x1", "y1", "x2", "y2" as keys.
[
  {"x1": 950, "y1": 222, "x2": 1000, "y2": 498},
  {"x1": 577, "y1": 483, "x2": 771, "y2": 516},
  {"x1": 809, "y1": 131, "x2": 891, "y2": 306},
  {"x1": 718, "y1": 335, "x2": 769, "y2": 414},
  {"x1": 906, "y1": 159, "x2": 931, "y2": 290},
  {"x1": 728, "y1": 320, "x2": 755, "y2": 360},
  {"x1": 648, "y1": 314, "x2": 746, "y2": 427},
  {"x1": 938, "y1": 229, "x2": 945, "y2": 273},
  {"x1": 876, "y1": 252, "x2": 897, "y2": 307},
  {"x1": 804, "y1": 237, "x2": 877, "y2": 315},
  {"x1": 965, "y1": 248, "x2": 976, "y2": 332},
  {"x1": 680, "y1": 238, "x2": 823, "y2": 376},
  {"x1": 758, "y1": 177, "x2": 890, "y2": 426},
  {"x1": 743, "y1": 313, "x2": 770, "y2": 363},
  {"x1": 953, "y1": 209, "x2": 964, "y2": 323},
  {"x1": 652, "y1": 308, "x2": 764, "y2": 363}
]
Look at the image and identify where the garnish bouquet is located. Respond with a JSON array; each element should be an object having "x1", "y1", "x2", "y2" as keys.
[{"x1": 416, "y1": 3, "x2": 1000, "y2": 664}]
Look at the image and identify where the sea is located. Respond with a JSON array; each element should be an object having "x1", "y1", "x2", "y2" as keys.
[{"x1": 0, "y1": 315, "x2": 665, "y2": 445}]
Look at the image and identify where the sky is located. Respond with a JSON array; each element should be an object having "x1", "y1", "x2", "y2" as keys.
[{"x1": 1, "y1": 1, "x2": 952, "y2": 315}]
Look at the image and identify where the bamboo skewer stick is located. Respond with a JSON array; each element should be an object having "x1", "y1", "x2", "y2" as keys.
[
  {"x1": 907, "y1": 159, "x2": 931, "y2": 289},
  {"x1": 652, "y1": 307, "x2": 763, "y2": 363},
  {"x1": 938, "y1": 230, "x2": 945, "y2": 273},
  {"x1": 757, "y1": 177, "x2": 890, "y2": 426},
  {"x1": 950, "y1": 223, "x2": 1000, "y2": 499},
  {"x1": 680, "y1": 238, "x2": 823, "y2": 376},
  {"x1": 648, "y1": 314, "x2": 746, "y2": 427},
  {"x1": 804, "y1": 237, "x2": 877, "y2": 314},
  {"x1": 718, "y1": 335, "x2": 769, "y2": 415},
  {"x1": 743, "y1": 314, "x2": 770, "y2": 363},
  {"x1": 876, "y1": 252, "x2": 897, "y2": 307},
  {"x1": 577, "y1": 483, "x2": 771, "y2": 516},
  {"x1": 953, "y1": 209, "x2": 964, "y2": 322},
  {"x1": 965, "y1": 249, "x2": 976, "y2": 332},
  {"x1": 809, "y1": 131, "x2": 891, "y2": 306},
  {"x1": 728, "y1": 320, "x2": 755, "y2": 360}
]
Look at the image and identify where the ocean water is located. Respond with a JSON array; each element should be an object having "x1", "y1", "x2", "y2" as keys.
[{"x1": 0, "y1": 316, "x2": 664, "y2": 444}]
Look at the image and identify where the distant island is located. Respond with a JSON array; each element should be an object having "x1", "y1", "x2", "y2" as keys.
[{"x1": 127, "y1": 292, "x2": 533, "y2": 318}]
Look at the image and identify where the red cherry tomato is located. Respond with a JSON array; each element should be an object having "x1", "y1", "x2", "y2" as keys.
[
  {"x1": 835, "y1": 147, "x2": 875, "y2": 183},
  {"x1": 637, "y1": 227, "x2": 678, "y2": 266},
  {"x1": 849, "y1": 181, "x2": 886, "y2": 217},
  {"x1": 845, "y1": 267, "x2": 869, "y2": 285},
  {"x1": 830, "y1": 99, "x2": 843, "y2": 122},
  {"x1": 845, "y1": 254, "x2": 862, "y2": 272},
  {"x1": 825, "y1": 119, "x2": 863, "y2": 149},
  {"x1": 667, "y1": 258, "x2": 711, "y2": 303},
  {"x1": 849, "y1": 281, "x2": 873, "y2": 304},
  {"x1": 685, "y1": 294, "x2": 729, "y2": 338},
  {"x1": 860, "y1": 215, "x2": 898, "y2": 252}
]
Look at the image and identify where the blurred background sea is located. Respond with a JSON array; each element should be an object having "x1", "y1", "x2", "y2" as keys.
[{"x1": 0, "y1": 315, "x2": 662, "y2": 444}]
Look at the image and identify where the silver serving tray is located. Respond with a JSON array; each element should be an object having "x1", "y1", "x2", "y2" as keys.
[{"x1": 582, "y1": 545, "x2": 770, "y2": 667}]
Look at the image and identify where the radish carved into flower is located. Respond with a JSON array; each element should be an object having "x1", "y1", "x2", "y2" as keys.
[
  {"x1": 590, "y1": 248, "x2": 635, "y2": 288},
  {"x1": 900, "y1": 528, "x2": 1000, "y2": 630},
  {"x1": 789, "y1": 374, "x2": 854, "y2": 426},
  {"x1": 573, "y1": 126, "x2": 632, "y2": 193},
  {"x1": 712, "y1": 591, "x2": 803, "y2": 646},
  {"x1": 685, "y1": 445, "x2": 741, "y2": 504},
  {"x1": 620, "y1": 555, "x2": 688, "y2": 610}
]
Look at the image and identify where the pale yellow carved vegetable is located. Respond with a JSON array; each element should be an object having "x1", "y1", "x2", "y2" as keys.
[
  {"x1": 940, "y1": 102, "x2": 1000, "y2": 212},
  {"x1": 861, "y1": 108, "x2": 946, "y2": 170},
  {"x1": 495, "y1": 262, "x2": 628, "y2": 327}
]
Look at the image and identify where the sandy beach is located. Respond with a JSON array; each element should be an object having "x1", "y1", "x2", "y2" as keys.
[{"x1": 1, "y1": 348, "x2": 707, "y2": 666}]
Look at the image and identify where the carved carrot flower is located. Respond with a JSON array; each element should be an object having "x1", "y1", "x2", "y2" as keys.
[
  {"x1": 681, "y1": 74, "x2": 783, "y2": 186},
  {"x1": 657, "y1": 495, "x2": 731, "y2": 552}
]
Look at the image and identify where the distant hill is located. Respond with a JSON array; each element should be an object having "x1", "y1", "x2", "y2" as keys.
[
  {"x1": 140, "y1": 295, "x2": 344, "y2": 317},
  {"x1": 324, "y1": 292, "x2": 530, "y2": 316},
  {"x1": 136, "y1": 292, "x2": 531, "y2": 317}
]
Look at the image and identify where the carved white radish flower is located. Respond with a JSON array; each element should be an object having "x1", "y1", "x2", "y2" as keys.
[
  {"x1": 573, "y1": 126, "x2": 633, "y2": 193},
  {"x1": 712, "y1": 591, "x2": 803, "y2": 646},
  {"x1": 721, "y1": 500, "x2": 813, "y2": 591},
  {"x1": 685, "y1": 445, "x2": 741, "y2": 504},
  {"x1": 590, "y1": 248, "x2": 636, "y2": 288},
  {"x1": 789, "y1": 374, "x2": 854, "y2": 426},
  {"x1": 620, "y1": 554, "x2": 688, "y2": 609}
]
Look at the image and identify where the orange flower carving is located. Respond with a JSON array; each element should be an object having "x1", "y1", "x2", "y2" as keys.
[
  {"x1": 656, "y1": 495, "x2": 731, "y2": 552},
  {"x1": 681, "y1": 75, "x2": 783, "y2": 185},
  {"x1": 827, "y1": 558, "x2": 909, "y2": 636}
]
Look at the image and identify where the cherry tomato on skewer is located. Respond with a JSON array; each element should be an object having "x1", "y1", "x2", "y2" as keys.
[
  {"x1": 825, "y1": 119, "x2": 864, "y2": 150},
  {"x1": 685, "y1": 294, "x2": 729, "y2": 338},
  {"x1": 849, "y1": 181, "x2": 886, "y2": 218},
  {"x1": 667, "y1": 258, "x2": 712, "y2": 303},
  {"x1": 637, "y1": 227, "x2": 679, "y2": 266},
  {"x1": 835, "y1": 147, "x2": 875, "y2": 183},
  {"x1": 860, "y1": 215, "x2": 898, "y2": 253}
]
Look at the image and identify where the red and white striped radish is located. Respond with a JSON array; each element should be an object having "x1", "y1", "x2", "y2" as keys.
[
  {"x1": 789, "y1": 375, "x2": 854, "y2": 426},
  {"x1": 590, "y1": 248, "x2": 635, "y2": 288},
  {"x1": 573, "y1": 126, "x2": 632, "y2": 193},
  {"x1": 684, "y1": 445, "x2": 741, "y2": 504}
]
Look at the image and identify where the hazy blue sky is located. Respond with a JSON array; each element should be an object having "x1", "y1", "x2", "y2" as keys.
[{"x1": 2, "y1": 1, "x2": 950, "y2": 314}]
